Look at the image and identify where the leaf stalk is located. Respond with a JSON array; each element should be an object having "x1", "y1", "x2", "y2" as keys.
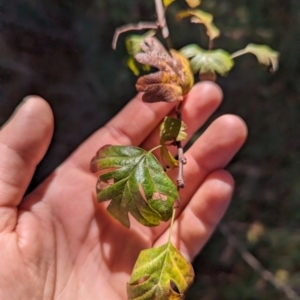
[{"x1": 168, "y1": 207, "x2": 177, "y2": 244}]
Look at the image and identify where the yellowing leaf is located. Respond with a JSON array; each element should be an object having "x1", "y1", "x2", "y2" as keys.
[
  {"x1": 231, "y1": 43, "x2": 279, "y2": 72},
  {"x1": 180, "y1": 44, "x2": 234, "y2": 77},
  {"x1": 126, "y1": 30, "x2": 156, "y2": 56},
  {"x1": 127, "y1": 242, "x2": 194, "y2": 300},
  {"x1": 186, "y1": 0, "x2": 201, "y2": 8},
  {"x1": 177, "y1": 9, "x2": 220, "y2": 40},
  {"x1": 161, "y1": 146, "x2": 178, "y2": 168},
  {"x1": 135, "y1": 37, "x2": 194, "y2": 103},
  {"x1": 127, "y1": 56, "x2": 140, "y2": 76},
  {"x1": 163, "y1": 0, "x2": 176, "y2": 8},
  {"x1": 90, "y1": 145, "x2": 179, "y2": 228},
  {"x1": 125, "y1": 31, "x2": 155, "y2": 75}
]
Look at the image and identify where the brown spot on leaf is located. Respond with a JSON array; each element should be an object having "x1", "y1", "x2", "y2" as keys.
[{"x1": 152, "y1": 192, "x2": 168, "y2": 201}]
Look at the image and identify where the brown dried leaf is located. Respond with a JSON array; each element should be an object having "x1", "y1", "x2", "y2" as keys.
[{"x1": 135, "y1": 37, "x2": 194, "y2": 103}]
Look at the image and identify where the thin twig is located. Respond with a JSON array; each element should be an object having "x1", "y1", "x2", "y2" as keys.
[
  {"x1": 112, "y1": 22, "x2": 158, "y2": 49},
  {"x1": 230, "y1": 49, "x2": 247, "y2": 59},
  {"x1": 175, "y1": 102, "x2": 187, "y2": 189},
  {"x1": 208, "y1": 39, "x2": 214, "y2": 50},
  {"x1": 219, "y1": 224, "x2": 300, "y2": 300},
  {"x1": 112, "y1": 0, "x2": 170, "y2": 50},
  {"x1": 154, "y1": 0, "x2": 169, "y2": 39}
]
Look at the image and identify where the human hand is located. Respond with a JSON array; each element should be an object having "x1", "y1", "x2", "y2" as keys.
[{"x1": 0, "y1": 82, "x2": 247, "y2": 299}]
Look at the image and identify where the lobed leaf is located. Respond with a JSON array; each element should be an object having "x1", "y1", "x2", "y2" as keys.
[
  {"x1": 135, "y1": 37, "x2": 194, "y2": 103},
  {"x1": 127, "y1": 242, "x2": 194, "y2": 300},
  {"x1": 231, "y1": 43, "x2": 279, "y2": 72},
  {"x1": 160, "y1": 116, "x2": 187, "y2": 143},
  {"x1": 180, "y1": 44, "x2": 234, "y2": 77},
  {"x1": 177, "y1": 9, "x2": 220, "y2": 40},
  {"x1": 90, "y1": 145, "x2": 179, "y2": 228}
]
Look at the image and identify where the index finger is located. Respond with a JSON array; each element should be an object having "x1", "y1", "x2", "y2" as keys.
[{"x1": 67, "y1": 82, "x2": 222, "y2": 172}]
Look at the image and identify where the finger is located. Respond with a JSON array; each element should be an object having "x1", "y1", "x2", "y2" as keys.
[
  {"x1": 154, "y1": 169, "x2": 234, "y2": 261},
  {"x1": 68, "y1": 93, "x2": 177, "y2": 171},
  {"x1": 170, "y1": 114, "x2": 247, "y2": 208},
  {"x1": 0, "y1": 96, "x2": 54, "y2": 232},
  {"x1": 141, "y1": 82, "x2": 223, "y2": 151},
  {"x1": 148, "y1": 114, "x2": 247, "y2": 239}
]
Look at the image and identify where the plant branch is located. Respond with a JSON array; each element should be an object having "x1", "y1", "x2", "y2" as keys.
[
  {"x1": 112, "y1": 22, "x2": 158, "y2": 49},
  {"x1": 175, "y1": 102, "x2": 187, "y2": 189},
  {"x1": 112, "y1": 0, "x2": 170, "y2": 50},
  {"x1": 219, "y1": 224, "x2": 300, "y2": 300},
  {"x1": 230, "y1": 49, "x2": 247, "y2": 59},
  {"x1": 154, "y1": 0, "x2": 169, "y2": 39},
  {"x1": 148, "y1": 144, "x2": 163, "y2": 153}
]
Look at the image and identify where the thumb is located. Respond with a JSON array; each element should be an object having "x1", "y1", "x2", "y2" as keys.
[{"x1": 0, "y1": 96, "x2": 54, "y2": 232}]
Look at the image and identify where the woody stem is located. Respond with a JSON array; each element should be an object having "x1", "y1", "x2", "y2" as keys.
[
  {"x1": 154, "y1": 0, "x2": 169, "y2": 39},
  {"x1": 175, "y1": 102, "x2": 186, "y2": 189}
]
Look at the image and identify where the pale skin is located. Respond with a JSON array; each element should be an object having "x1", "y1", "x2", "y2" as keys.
[{"x1": 0, "y1": 82, "x2": 247, "y2": 300}]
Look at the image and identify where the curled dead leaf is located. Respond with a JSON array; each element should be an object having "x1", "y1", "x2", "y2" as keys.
[{"x1": 135, "y1": 37, "x2": 194, "y2": 103}]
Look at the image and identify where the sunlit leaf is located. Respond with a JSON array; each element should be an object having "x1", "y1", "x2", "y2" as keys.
[
  {"x1": 231, "y1": 43, "x2": 279, "y2": 72},
  {"x1": 177, "y1": 9, "x2": 220, "y2": 40},
  {"x1": 127, "y1": 242, "x2": 194, "y2": 300},
  {"x1": 186, "y1": 0, "x2": 201, "y2": 8},
  {"x1": 180, "y1": 44, "x2": 234, "y2": 78},
  {"x1": 127, "y1": 56, "x2": 140, "y2": 76},
  {"x1": 90, "y1": 145, "x2": 179, "y2": 228},
  {"x1": 125, "y1": 31, "x2": 155, "y2": 75},
  {"x1": 163, "y1": 0, "x2": 176, "y2": 8},
  {"x1": 135, "y1": 37, "x2": 194, "y2": 103},
  {"x1": 159, "y1": 117, "x2": 187, "y2": 168},
  {"x1": 160, "y1": 116, "x2": 187, "y2": 143},
  {"x1": 126, "y1": 30, "x2": 156, "y2": 56}
]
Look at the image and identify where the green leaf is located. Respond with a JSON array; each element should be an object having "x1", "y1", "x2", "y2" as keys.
[
  {"x1": 126, "y1": 30, "x2": 156, "y2": 56},
  {"x1": 160, "y1": 117, "x2": 187, "y2": 143},
  {"x1": 177, "y1": 9, "x2": 220, "y2": 40},
  {"x1": 125, "y1": 31, "x2": 155, "y2": 75},
  {"x1": 180, "y1": 44, "x2": 234, "y2": 77},
  {"x1": 127, "y1": 242, "x2": 194, "y2": 300},
  {"x1": 231, "y1": 43, "x2": 279, "y2": 72},
  {"x1": 90, "y1": 145, "x2": 179, "y2": 228},
  {"x1": 159, "y1": 117, "x2": 187, "y2": 168}
]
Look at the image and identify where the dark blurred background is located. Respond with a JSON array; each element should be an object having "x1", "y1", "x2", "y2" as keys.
[{"x1": 0, "y1": 0, "x2": 299, "y2": 299}]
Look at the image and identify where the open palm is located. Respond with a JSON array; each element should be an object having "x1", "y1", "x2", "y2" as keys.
[{"x1": 0, "y1": 82, "x2": 247, "y2": 300}]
